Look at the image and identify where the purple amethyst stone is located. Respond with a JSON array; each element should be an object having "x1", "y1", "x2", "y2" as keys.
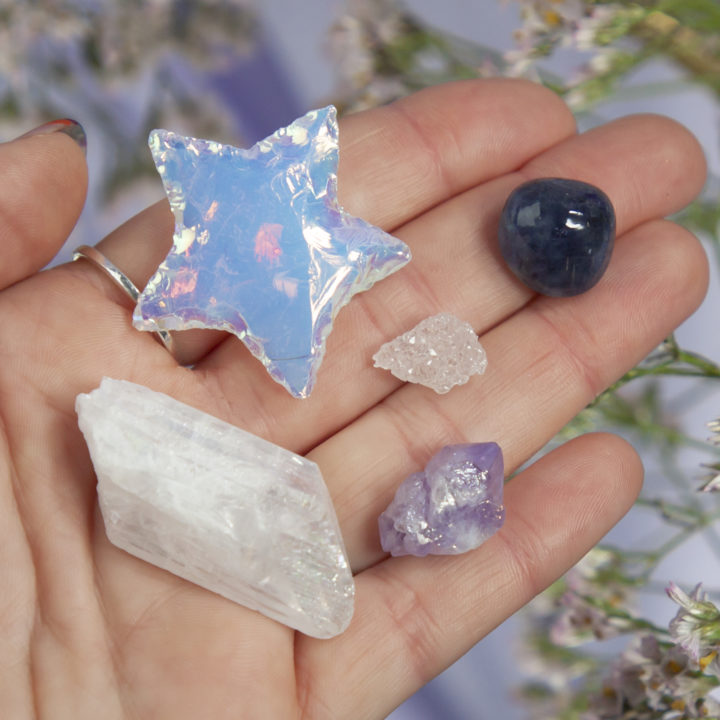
[{"x1": 378, "y1": 442, "x2": 505, "y2": 557}]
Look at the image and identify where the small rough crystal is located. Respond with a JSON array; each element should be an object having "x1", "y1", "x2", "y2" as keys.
[
  {"x1": 379, "y1": 443, "x2": 505, "y2": 557},
  {"x1": 76, "y1": 378, "x2": 354, "y2": 639},
  {"x1": 372, "y1": 313, "x2": 487, "y2": 394}
]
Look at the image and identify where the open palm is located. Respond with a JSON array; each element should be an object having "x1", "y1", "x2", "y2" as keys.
[{"x1": 0, "y1": 79, "x2": 708, "y2": 719}]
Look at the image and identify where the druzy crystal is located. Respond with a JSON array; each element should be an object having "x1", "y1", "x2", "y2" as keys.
[
  {"x1": 379, "y1": 443, "x2": 505, "y2": 557},
  {"x1": 372, "y1": 313, "x2": 487, "y2": 394},
  {"x1": 498, "y1": 178, "x2": 616, "y2": 297},
  {"x1": 76, "y1": 378, "x2": 354, "y2": 639},
  {"x1": 134, "y1": 106, "x2": 411, "y2": 398}
]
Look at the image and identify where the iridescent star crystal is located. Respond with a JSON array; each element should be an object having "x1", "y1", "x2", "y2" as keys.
[
  {"x1": 379, "y1": 443, "x2": 505, "y2": 557},
  {"x1": 134, "y1": 107, "x2": 411, "y2": 398}
]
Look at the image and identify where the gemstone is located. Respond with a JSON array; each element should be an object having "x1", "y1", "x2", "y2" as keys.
[
  {"x1": 498, "y1": 178, "x2": 616, "y2": 297},
  {"x1": 372, "y1": 313, "x2": 487, "y2": 394},
  {"x1": 76, "y1": 378, "x2": 354, "y2": 639},
  {"x1": 133, "y1": 106, "x2": 411, "y2": 399},
  {"x1": 378, "y1": 442, "x2": 505, "y2": 557}
]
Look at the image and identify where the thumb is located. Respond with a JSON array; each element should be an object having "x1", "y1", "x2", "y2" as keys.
[{"x1": 0, "y1": 119, "x2": 88, "y2": 291}]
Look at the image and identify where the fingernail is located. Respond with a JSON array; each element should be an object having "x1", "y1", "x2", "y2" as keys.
[{"x1": 17, "y1": 119, "x2": 87, "y2": 155}]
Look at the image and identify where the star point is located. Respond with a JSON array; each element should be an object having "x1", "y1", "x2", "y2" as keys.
[{"x1": 134, "y1": 106, "x2": 411, "y2": 398}]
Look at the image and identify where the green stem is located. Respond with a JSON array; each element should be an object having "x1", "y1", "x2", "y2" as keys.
[
  {"x1": 635, "y1": 497, "x2": 707, "y2": 523},
  {"x1": 627, "y1": 502, "x2": 720, "y2": 576},
  {"x1": 631, "y1": 9, "x2": 720, "y2": 91},
  {"x1": 678, "y1": 350, "x2": 720, "y2": 375},
  {"x1": 601, "y1": 347, "x2": 720, "y2": 400},
  {"x1": 608, "y1": 366, "x2": 720, "y2": 389}
]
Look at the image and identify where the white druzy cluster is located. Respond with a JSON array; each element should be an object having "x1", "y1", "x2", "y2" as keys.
[{"x1": 373, "y1": 313, "x2": 488, "y2": 394}]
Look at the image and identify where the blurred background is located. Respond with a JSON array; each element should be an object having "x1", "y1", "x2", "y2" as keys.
[{"x1": 4, "y1": 1, "x2": 720, "y2": 717}]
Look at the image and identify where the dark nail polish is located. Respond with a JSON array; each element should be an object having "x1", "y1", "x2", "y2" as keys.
[{"x1": 18, "y1": 118, "x2": 87, "y2": 154}]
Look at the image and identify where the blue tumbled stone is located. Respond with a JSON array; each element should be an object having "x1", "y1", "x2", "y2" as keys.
[{"x1": 498, "y1": 178, "x2": 616, "y2": 297}]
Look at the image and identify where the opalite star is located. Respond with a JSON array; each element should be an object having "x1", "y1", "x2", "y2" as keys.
[{"x1": 133, "y1": 107, "x2": 411, "y2": 398}]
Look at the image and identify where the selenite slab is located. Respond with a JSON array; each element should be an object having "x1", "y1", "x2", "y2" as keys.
[
  {"x1": 76, "y1": 378, "x2": 354, "y2": 639},
  {"x1": 133, "y1": 106, "x2": 411, "y2": 398}
]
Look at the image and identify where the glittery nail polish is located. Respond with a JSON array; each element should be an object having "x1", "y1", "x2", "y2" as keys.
[{"x1": 17, "y1": 118, "x2": 87, "y2": 154}]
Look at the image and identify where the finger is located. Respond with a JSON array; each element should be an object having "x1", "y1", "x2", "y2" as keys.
[
  {"x1": 0, "y1": 430, "x2": 35, "y2": 716},
  {"x1": 318, "y1": 218, "x2": 707, "y2": 570},
  {"x1": 76, "y1": 78, "x2": 575, "y2": 366},
  {"x1": 296, "y1": 433, "x2": 643, "y2": 720},
  {"x1": 337, "y1": 78, "x2": 575, "y2": 228},
  {"x1": 90, "y1": 519, "x2": 298, "y2": 719},
  {"x1": 0, "y1": 122, "x2": 87, "y2": 291},
  {"x1": 196, "y1": 113, "x2": 706, "y2": 450},
  {"x1": 89, "y1": 201, "x2": 232, "y2": 364},
  {"x1": 522, "y1": 112, "x2": 707, "y2": 236}
]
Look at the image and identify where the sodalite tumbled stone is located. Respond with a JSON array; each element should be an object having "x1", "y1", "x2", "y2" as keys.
[
  {"x1": 498, "y1": 178, "x2": 616, "y2": 297},
  {"x1": 379, "y1": 443, "x2": 505, "y2": 557}
]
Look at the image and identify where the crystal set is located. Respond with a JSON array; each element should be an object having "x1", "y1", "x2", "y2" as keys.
[{"x1": 76, "y1": 107, "x2": 616, "y2": 637}]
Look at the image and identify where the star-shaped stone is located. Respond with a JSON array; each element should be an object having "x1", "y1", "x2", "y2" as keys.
[{"x1": 133, "y1": 106, "x2": 411, "y2": 398}]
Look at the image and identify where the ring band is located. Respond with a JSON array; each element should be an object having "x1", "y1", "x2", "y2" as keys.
[{"x1": 73, "y1": 244, "x2": 175, "y2": 356}]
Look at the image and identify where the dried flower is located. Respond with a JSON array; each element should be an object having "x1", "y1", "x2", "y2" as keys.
[
  {"x1": 504, "y1": 0, "x2": 622, "y2": 75},
  {"x1": 698, "y1": 462, "x2": 720, "y2": 493},
  {"x1": 587, "y1": 634, "x2": 720, "y2": 719},
  {"x1": 327, "y1": 0, "x2": 412, "y2": 111},
  {"x1": 0, "y1": 1, "x2": 256, "y2": 199},
  {"x1": 549, "y1": 548, "x2": 635, "y2": 647},
  {"x1": 699, "y1": 419, "x2": 720, "y2": 491},
  {"x1": 550, "y1": 591, "x2": 632, "y2": 646},
  {"x1": 574, "y1": 6, "x2": 620, "y2": 50},
  {"x1": 667, "y1": 583, "x2": 720, "y2": 661},
  {"x1": 707, "y1": 418, "x2": 720, "y2": 446}
]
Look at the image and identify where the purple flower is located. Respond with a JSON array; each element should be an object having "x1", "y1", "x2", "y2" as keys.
[
  {"x1": 549, "y1": 548, "x2": 634, "y2": 647},
  {"x1": 589, "y1": 634, "x2": 720, "y2": 718},
  {"x1": 550, "y1": 591, "x2": 631, "y2": 646},
  {"x1": 667, "y1": 582, "x2": 720, "y2": 661}
]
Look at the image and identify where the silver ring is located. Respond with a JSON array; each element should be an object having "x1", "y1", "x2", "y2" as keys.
[{"x1": 73, "y1": 244, "x2": 176, "y2": 356}]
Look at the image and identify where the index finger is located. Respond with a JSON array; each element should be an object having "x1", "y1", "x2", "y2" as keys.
[{"x1": 337, "y1": 78, "x2": 576, "y2": 228}]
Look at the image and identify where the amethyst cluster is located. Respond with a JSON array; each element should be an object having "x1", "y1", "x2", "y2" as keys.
[{"x1": 379, "y1": 442, "x2": 505, "y2": 557}]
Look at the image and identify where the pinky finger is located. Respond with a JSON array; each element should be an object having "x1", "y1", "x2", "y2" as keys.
[{"x1": 296, "y1": 432, "x2": 643, "y2": 720}]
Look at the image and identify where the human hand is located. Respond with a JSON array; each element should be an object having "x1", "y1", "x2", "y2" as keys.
[{"x1": 0, "y1": 79, "x2": 708, "y2": 719}]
